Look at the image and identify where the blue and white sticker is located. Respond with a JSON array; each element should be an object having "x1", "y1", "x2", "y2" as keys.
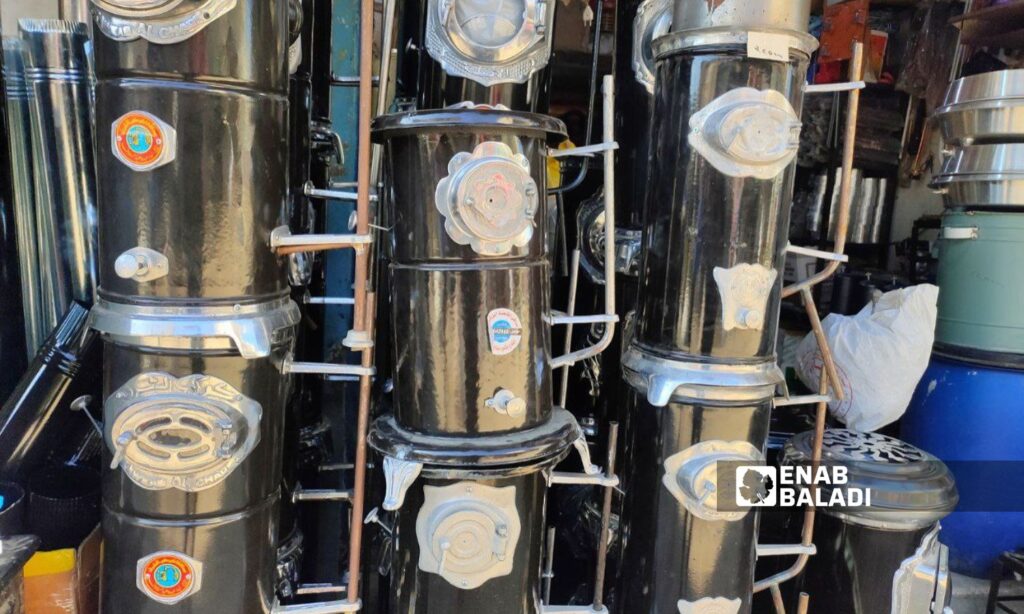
[{"x1": 487, "y1": 309, "x2": 523, "y2": 356}]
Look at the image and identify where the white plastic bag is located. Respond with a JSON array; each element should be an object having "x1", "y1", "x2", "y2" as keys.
[{"x1": 795, "y1": 284, "x2": 939, "y2": 432}]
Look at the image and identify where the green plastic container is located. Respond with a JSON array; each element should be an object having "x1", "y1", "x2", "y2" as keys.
[{"x1": 937, "y1": 211, "x2": 1024, "y2": 361}]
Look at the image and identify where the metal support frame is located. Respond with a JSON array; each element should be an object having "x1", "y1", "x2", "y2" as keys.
[
  {"x1": 551, "y1": 76, "x2": 619, "y2": 371},
  {"x1": 545, "y1": 423, "x2": 620, "y2": 613},
  {"x1": 753, "y1": 42, "x2": 866, "y2": 609}
]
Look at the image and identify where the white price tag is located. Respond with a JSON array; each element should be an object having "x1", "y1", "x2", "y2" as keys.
[{"x1": 747, "y1": 31, "x2": 790, "y2": 62}]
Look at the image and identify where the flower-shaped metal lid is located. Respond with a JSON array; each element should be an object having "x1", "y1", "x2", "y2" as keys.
[
  {"x1": 435, "y1": 141, "x2": 539, "y2": 256},
  {"x1": 425, "y1": 0, "x2": 555, "y2": 86}
]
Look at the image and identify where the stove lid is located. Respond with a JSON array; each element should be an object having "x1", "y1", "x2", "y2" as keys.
[
  {"x1": 782, "y1": 430, "x2": 958, "y2": 530},
  {"x1": 372, "y1": 104, "x2": 566, "y2": 145}
]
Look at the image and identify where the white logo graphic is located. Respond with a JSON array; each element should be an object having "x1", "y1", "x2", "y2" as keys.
[{"x1": 735, "y1": 466, "x2": 777, "y2": 507}]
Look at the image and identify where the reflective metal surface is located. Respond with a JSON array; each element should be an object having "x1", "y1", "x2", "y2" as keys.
[
  {"x1": 0, "y1": 304, "x2": 97, "y2": 482},
  {"x1": 101, "y1": 494, "x2": 279, "y2": 613},
  {"x1": 374, "y1": 109, "x2": 565, "y2": 436},
  {"x1": 615, "y1": 391, "x2": 771, "y2": 614},
  {"x1": 2, "y1": 38, "x2": 46, "y2": 355},
  {"x1": 93, "y1": 2, "x2": 294, "y2": 610},
  {"x1": 101, "y1": 339, "x2": 291, "y2": 518},
  {"x1": 936, "y1": 70, "x2": 1024, "y2": 146},
  {"x1": 936, "y1": 211, "x2": 1024, "y2": 358},
  {"x1": 387, "y1": 467, "x2": 551, "y2": 614},
  {"x1": 93, "y1": 53, "x2": 290, "y2": 304},
  {"x1": 397, "y1": 0, "x2": 554, "y2": 111},
  {"x1": 932, "y1": 144, "x2": 1024, "y2": 209},
  {"x1": 633, "y1": 48, "x2": 809, "y2": 365},
  {"x1": 672, "y1": 0, "x2": 812, "y2": 36},
  {"x1": 20, "y1": 19, "x2": 98, "y2": 318},
  {"x1": 783, "y1": 430, "x2": 958, "y2": 531}
]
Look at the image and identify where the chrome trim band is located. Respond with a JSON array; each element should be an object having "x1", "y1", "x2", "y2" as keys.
[{"x1": 89, "y1": 297, "x2": 300, "y2": 358}]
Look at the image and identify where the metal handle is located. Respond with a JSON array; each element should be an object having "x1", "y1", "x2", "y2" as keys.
[{"x1": 942, "y1": 226, "x2": 978, "y2": 240}]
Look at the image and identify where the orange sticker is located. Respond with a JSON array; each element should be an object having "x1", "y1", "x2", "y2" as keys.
[
  {"x1": 138, "y1": 552, "x2": 201, "y2": 604},
  {"x1": 113, "y1": 111, "x2": 170, "y2": 170}
]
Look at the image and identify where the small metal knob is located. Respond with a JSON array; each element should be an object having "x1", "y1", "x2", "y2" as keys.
[
  {"x1": 737, "y1": 308, "x2": 764, "y2": 330},
  {"x1": 486, "y1": 389, "x2": 527, "y2": 418},
  {"x1": 114, "y1": 253, "x2": 145, "y2": 279}
]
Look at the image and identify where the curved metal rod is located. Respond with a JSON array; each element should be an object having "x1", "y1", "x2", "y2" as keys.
[
  {"x1": 754, "y1": 369, "x2": 828, "y2": 594},
  {"x1": 781, "y1": 42, "x2": 865, "y2": 299}
]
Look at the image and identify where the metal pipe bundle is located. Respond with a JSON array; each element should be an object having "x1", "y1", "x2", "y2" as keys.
[
  {"x1": 88, "y1": 1, "x2": 295, "y2": 611},
  {"x1": 18, "y1": 19, "x2": 97, "y2": 327},
  {"x1": 2, "y1": 38, "x2": 45, "y2": 357},
  {"x1": 615, "y1": 1, "x2": 816, "y2": 612}
]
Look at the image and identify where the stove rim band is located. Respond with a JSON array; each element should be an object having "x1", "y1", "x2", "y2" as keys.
[
  {"x1": 653, "y1": 27, "x2": 819, "y2": 60},
  {"x1": 89, "y1": 297, "x2": 300, "y2": 359},
  {"x1": 622, "y1": 344, "x2": 783, "y2": 406},
  {"x1": 368, "y1": 409, "x2": 582, "y2": 472}
]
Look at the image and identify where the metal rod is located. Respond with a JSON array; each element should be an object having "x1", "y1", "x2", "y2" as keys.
[
  {"x1": 782, "y1": 41, "x2": 865, "y2": 299},
  {"x1": 542, "y1": 526, "x2": 556, "y2": 605},
  {"x1": 551, "y1": 76, "x2": 618, "y2": 370},
  {"x1": 797, "y1": 593, "x2": 810, "y2": 614},
  {"x1": 551, "y1": 314, "x2": 619, "y2": 326},
  {"x1": 800, "y1": 288, "x2": 844, "y2": 401},
  {"x1": 754, "y1": 370, "x2": 828, "y2": 592},
  {"x1": 559, "y1": 250, "x2": 581, "y2": 408},
  {"x1": 283, "y1": 360, "x2": 374, "y2": 377},
  {"x1": 306, "y1": 296, "x2": 357, "y2": 306},
  {"x1": 273, "y1": 600, "x2": 361, "y2": 614},
  {"x1": 345, "y1": 296, "x2": 376, "y2": 605},
  {"x1": 757, "y1": 544, "x2": 817, "y2": 557},
  {"x1": 293, "y1": 488, "x2": 354, "y2": 503},
  {"x1": 592, "y1": 422, "x2": 619, "y2": 611},
  {"x1": 770, "y1": 584, "x2": 787, "y2": 614}
]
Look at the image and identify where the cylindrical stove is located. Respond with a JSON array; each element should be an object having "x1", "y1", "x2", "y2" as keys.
[
  {"x1": 374, "y1": 108, "x2": 565, "y2": 437},
  {"x1": 89, "y1": 1, "x2": 295, "y2": 611},
  {"x1": 371, "y1": 105, "x2": 583, "y2": 613},
  {"x1": 616, "y1": 3, "x2": 816, "y2": 612}
]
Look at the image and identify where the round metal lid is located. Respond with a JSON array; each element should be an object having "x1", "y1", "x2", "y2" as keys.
[
  {"x1": 783, "y1": 430, "x2": 958, "y2": 530},
  {"x1": 940, "y1": 70, "x2": 1024, "y2": 109},
  {"x1": 368, "y1": 408, "x2": 581, "y2": 472},
  {"x1": 371, "y1": 105, "x2": 567, "y2": 145}
]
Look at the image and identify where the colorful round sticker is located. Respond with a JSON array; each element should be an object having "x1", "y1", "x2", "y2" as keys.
[
  {"x1": 137, "y1": 551, "x2": 202, "y2": 604},
  {"x1": 112, "y1": 111, "x2": 176, "y2": 171}
]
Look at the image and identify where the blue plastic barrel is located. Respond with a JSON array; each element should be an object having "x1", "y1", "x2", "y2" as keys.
[{"x1": 903, "y1": 354, "x2": 1024, "y2": 577}]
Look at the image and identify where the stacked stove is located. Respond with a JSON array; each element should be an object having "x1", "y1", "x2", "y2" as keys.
[
  {"x1": 615, "y1": 1, "x2": 817, "y2": 612},
  {"x1": 902, "y1": 69, "x2": 1024, "y2": 576},
  {"x1": 87, "y1": 1, "x2": 296, "y2": 611},
  {"x1": 366, "y1": 2, "x2": 593, "y2": 613}
]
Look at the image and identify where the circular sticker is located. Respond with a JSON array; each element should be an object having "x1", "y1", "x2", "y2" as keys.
[
  {"x1": 140, "y1": 553, "x2": 196, "y2": 603},
  {"x1": 114, "y1": 111, "x2": 166, "y2": 169},
  {"x1": 487, "y1": 308, "x2": 524, "y2": 356}
]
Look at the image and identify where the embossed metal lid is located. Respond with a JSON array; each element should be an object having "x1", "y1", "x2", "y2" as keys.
[
  {"x1": 372, "y1": 106, "x2": 567, "y2": 145},
  {"x1": 783, "y1": 430, "x2": 958, "y2": 530}
]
